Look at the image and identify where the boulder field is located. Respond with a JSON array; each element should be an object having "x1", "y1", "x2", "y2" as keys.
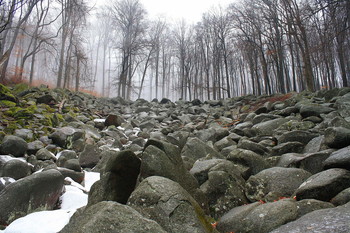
[{"x1": 1, "y1": 83, "x2": 350, "y2": 232}]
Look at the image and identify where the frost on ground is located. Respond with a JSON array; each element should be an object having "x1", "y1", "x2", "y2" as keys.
[{"x1": 0, "y1": 171, "x2": 100, "y2": 233}]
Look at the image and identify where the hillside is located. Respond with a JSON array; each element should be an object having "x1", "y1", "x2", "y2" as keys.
[{"x1": 1, "y1": 83, "x2": 350, "y2": 232}]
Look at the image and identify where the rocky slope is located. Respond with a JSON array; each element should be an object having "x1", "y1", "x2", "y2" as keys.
[{"x1": 1, "y1": 83, "x2": 350, "y2": 232}]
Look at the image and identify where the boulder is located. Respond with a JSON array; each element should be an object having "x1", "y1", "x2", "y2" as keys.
[
  {"x1": 331, "y1": 187, "x2": 350, "y2": 206},
  {"x1": 78, "y1": 144, "x2": 101, "y2": 168},
  {"x1": 88, "y1": 150, "x2": 140, "y2": 206},
  {"x1": 323, "y1": 146, "x2": 350, "y2": 170},
  {"x1": 61, "y1": 201, "x2": 166, "y2": 233},
  {"x1": 324, "y1": 127, "x2": 350, "y2": 148},
  {"x1": 296, "y1": 199, "x2": 334, "y2": 218},
  {"x1": 190, "y1": 159, "x2": 248, "y2": 219},
  {"x1": 0, "y1": 169, "x2": 64, "y2": 225},
  {"x1": 251, "y1": 118, "x2": 289, "y2": 136},
  {"x1": 300, "y1": 104, "x2": 334, "y2": 118},
  {"x1": 0, "y1": 159, "x2": 31, "y2": 180},
  {"x1": 237, "y1": 139, "x2": 269, "y2": 155},
  {"x1": 278, "y1": 130, "x2": 318, "y2": 145},
  {"x1": 245, "y1": 167, "x2": 312, "y2": 202},
  {"x1": 271, "y1": 142, "x2": 304, "y2": 156},
  {"x1": 227, "y1": 148, "x2": 270, "y2": 179},
  {"x1": 140, "y1": 139, "x2": 207, "y2": 208},
  {"x1": 56, "y1": 150, "x2": 78, "y2": 167},
  {"x1": 271, "y1": 202, "x2": 350, "y2": 233},
  {"x1": 298, "y1": 150, "x2": 333, "y2": 174},
  {"x1": 49, "y1": 127, "x2": 84, "y2": 148},
  {"x1": 64, "y1": 159, "x2": 82, "y2": 172},
  {"x1": 104, "y1": 114, "x2": 124, "y2": 127},
  {"x1": 217, "y1": 199, "x2": 298, "y2": 233},
  {"x1": 181, "y1": 137, "x2": 224, "y2": 163},
  {"x1": 303, "y1": 135, "x2": 325, "y2": 153},
  {"x1": 294, "y1": 168, "x2": 350, "y2": 201},
  {"x1": 128, "y1": 176, "x2": 214, "y2": 233},
  {"x1": 35, "y1": 148, "x2": 56, "y2": 161},
  {"x1": 0, "y1": 135, "x2": 28, "y2": 157}
]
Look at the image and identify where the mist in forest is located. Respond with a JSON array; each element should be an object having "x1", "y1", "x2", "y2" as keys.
[{"x1": 0, "y1": 0, "x2": 349, "y2": 101}]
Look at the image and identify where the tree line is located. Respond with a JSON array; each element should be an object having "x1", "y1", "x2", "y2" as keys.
[{"x1": 0, "y1": 0, "x2": 349, "y2": 101}]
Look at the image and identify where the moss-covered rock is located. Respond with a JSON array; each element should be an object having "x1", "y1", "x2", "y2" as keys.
[
  {"x1": 0, "y1": 84, "x2": 17, "y2": 103},
  {"x1": 0, "y1": 100, "x2": 16, "y2": 107}
]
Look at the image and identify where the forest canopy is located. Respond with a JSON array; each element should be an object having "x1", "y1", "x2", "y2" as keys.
[{"x1": 0, "y1": 0, "x2": 349, "y2": 101}]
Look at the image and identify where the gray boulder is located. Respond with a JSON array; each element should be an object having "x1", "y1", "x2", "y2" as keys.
[
  {"x1": 61, "y1": 201, "x2": 166, "y2": 233},
  {"x1": 303, "y1": 135, "x2": 325, "y2": 153},
  {"x1": 78, "y1": 144, "x2": 101, "y2": 168},
  {"x1": 88, "y1": 150, "x2": 140, "y2": 206},
  {"x1": 237, "y1": 139, "x2": 269, "y2": 155},
  {"x1": 331, "y1": 187, "x2": 350, "y2": 206},
  {"x1": 57, "y1": 150, "x2": 78, "y2": 167},
  {"x1": 271, "y1": 142, "x2": 304, "y2": 156},
  {"x1": 227, "y1": 148, "x2": 270, "y2": 179},
  {"x1": 36, "y1": 148, "x2": 56, "y2": 161},
  {"x1": 294, "y1": 168, "x2": 350, "y2": 201},
  {"x1": 0, "y1": 135, "x2": 28, "y2": 157},
  {"x1": 49, "y1": 127, "x2": 84, "y2": 148},
  {"x1": 0, "y1": 169, "x2": 64, "y2": 225},
  {"x1": 300, "y1": 104, "x2": 334, "y2": 118},
  {"x1": 251, "y1": 118, "x2": 289, "y2": 136},
  {"x1": 141, "y1": 139, "x2": 207, "y2": 208},
  {"x1": 190, "y1": 159, "x2": 248, "y2": 219},
  {"x1": 128, "y1": 176, "x2": 214, "y2": 233},
  {"x1": 278, "y1": 130, "x2": 318, "y2": 145},
  {"x1": 324, "y1": 127, "x2": 350, "y2": 148},
  {"x1": 104, "y1": 114, "x2": 124, "y2": 127},
  {"x1": 245, "y1": 167, "x2": 312, "y2": 202},
  {"x1": 0, "y1": 159, "x2": 31, "y2": 180},
  {"x1": 181, "y1": 137, "x2": 224, "y2": 164},
  {"x1": 296, "y1": 199, "x2": 334, "y2": 218},
  {"x1": 323, "y1": 146, "x2": 350, "y2": 170},
  {"x1": 217, "y1": 199, "x2": 298, "y2": 233},
  {"x1": 271, "y1": 202, "x2": 350, "y2": 233}
]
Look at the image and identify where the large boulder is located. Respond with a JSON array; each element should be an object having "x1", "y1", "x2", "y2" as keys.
[
  {"x1": 0, "y1": 169, "x2": 64, "y2": 225},
  {"x1": 78, "y1": 144, "x2": 101, "y2": 168},
  {"x1": 49, "y1": 127, "x2": 84, "y2": 148},
  {"x1": 0, "y1": 135, "x2": 28, "y2": 157},
  {"x1": 140, "y1": 139, "x2": 207, "y2": 208},
  {"x1": 227, "y1": 148, "x2": 270, "y2": 179},
  {"x1": 271, "y1": 202, "x2": 350, "y2": 233},
  {"x1": 324, "y1": 127, "x2": 350, "y2": 149},
  {"x1": 217, "y1": 199, "x2": 298, "y2": 233},
  {"x1": 251, "y1": 118, "x2": 289, "y2": 136},
  {"x1": 278, "y1": 130, "x2": 318, "y2": 145},
  {"x1": 294, "y1": 168, "x2": 350, "y2": 201},
  {"x1": 299, "y1": 104, "x2": 334, "y2": 118},
  {"x1": 88, "y1": 150, "x2": 141, "y2": 206},
  {"x1": 190, "y1": 159, "x2": 248, "y2": 219},
  {"x1": 127, "y1": 176, "x2": 214, "y2": 233},
  {"x1": 0, "y1": 159, "x2": 31, "y2": 180},
  {"x1": 181, "y1": 137, "x2": 224, "y2": 164},
  {"x1": 245, "y1": 167, "x2": 312, "y2": 202},
  {"x1": 60, "y1": 201, "x2": 166, "y2": 233},
  {"x1": 323, "y1": 145, "x2": 350, "y2": 170}
]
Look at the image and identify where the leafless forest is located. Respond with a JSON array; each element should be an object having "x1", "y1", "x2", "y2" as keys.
[{"x1": 0, "y1": 0, "x2": 349, "y2": 100}]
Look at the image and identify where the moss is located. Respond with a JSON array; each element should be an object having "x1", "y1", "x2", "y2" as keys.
[
  {"x1": 13, "y1": 83, "x2": 29, "y2": 95},
  {"x1": 5, "y1": 105, "x2": 38, "y2": 119},
  {"x1": 41, "y1": 113, "x2": 64, "y2": 127},
  {"x1": 0, "y1": 100, "x2": 16, "y2": 107},
  {"x1": 0, "y1": 84, "x2": 17, "y2": 103}
]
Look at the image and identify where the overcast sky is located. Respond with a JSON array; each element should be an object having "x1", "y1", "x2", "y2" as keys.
[{"x1": 142, "y1": 0, "x2": 233, "y2": 23}]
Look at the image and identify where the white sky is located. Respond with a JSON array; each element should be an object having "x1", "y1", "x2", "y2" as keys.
[{"x1": 141, "y1": 0, "x2": 233, "y2": 23}]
